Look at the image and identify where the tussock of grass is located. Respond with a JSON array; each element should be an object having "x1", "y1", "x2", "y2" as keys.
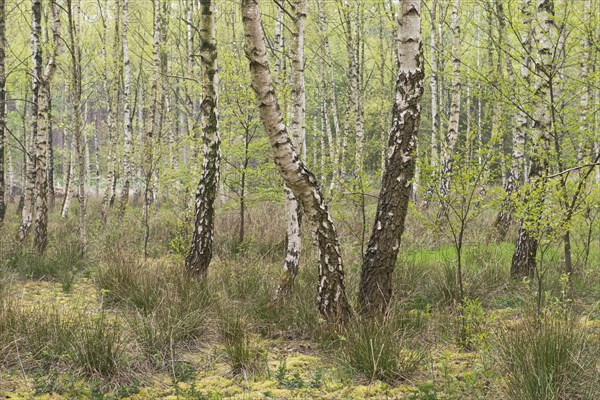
[
  {"x1": 218, "y1": 312, "x2": 267, "y2": 376},
  {"x1": 338, "y1": 314, "x2": 425, "y2": 383},
  {"x1": 494, "y1": 312, "x2": 600, "y2": 400}
]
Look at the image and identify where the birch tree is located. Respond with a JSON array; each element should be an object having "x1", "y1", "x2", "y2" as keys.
[
  {"x1": 359, "y1": 0, "x2": 424, "y2": 315},
  {"x1": 100, "y1": 0, "x2": 120, "y2": 224},
  {"x1": 242, "y1": 0, "x2": 351, "y2": 323},
  {"x1": 511, "y1": 0, "x2": 555, "y2": 277},
  {"x1": 494, "y1": 0, "x2": 531, "y2": 240},
  {"x1": 440, "y1": 0, "x2": 461, "y2": 196},
  {"x1": 186, "y1": 0, "x2": 221, "y2": 277},
  {"x1": 17, "y1": 0, "x2": 43, "y2": 242},
  {"x1": 0, "y1": 0, "x2": 5, "y2": 225},
  {"x1": 429, "y1": 0, "x2": 439, "y2": 171},
  {"x1": 275, "y1": 0, "x2": 306, "y2": 300},
  {"x1": 118, "y1": 0, "x2": 133, "y2": 220},
  {"x1": 67, "y1": 0, "x2": 86, "y2": 253},
  {"x1": 33, "y1": 0, "x2": 60, "y2": 252}
]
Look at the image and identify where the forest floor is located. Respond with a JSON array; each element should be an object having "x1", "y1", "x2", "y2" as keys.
[{"x1": 1, "y1": 201, "x2": 599, "y2": 399}]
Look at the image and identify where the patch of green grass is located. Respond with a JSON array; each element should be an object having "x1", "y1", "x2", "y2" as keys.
[
  {"x1": 218, "y1": 312, "x2": 266, "y2": 376},
  {"x1": 69, "y1": 312, "x2": 129, "y2": 379},
  {"x1": 6, "y1": 242, "x2": 88, "y2": 292},
  {"x1": 339, "y1": 316, "x2": 423, "y2": 383},
  {"x1": 494, "y1": 312, "x2": 600, "y2": 400}
]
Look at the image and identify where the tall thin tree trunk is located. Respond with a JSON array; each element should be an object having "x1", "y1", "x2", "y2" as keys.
[
  {"x1": 67, "y1": 0, "x2": 86, "y2": 254},
  {"x1": 17, "y1": 0, "x2": 43, "y2": 242},
  {"x1": 118, "y1": 0, "x2": 133, "y2": 220},
  {"x1": 429, "y1": 0, "x2": 439, "y2": 170},
  {"x1": 511, "y1": 0, "x2": 554, "y2": 278},
  {"x1": 359, "y1": 0, "x2": 424, "y2": 316},
  {"x1": 0, "y1": 0, "x2": 5, "y2": 224},
  {"x1": 275, "y1": 0, "x2": 306, "y2": 300},
  {"x1": 34, "y1": 0, "x2": 60, "y2": 252},
  {"x1": 61, "y1": 133, "x2": 73, "y2": 217},
  {"x1": 100, "y1": 0, "x2": 120, "y2": 223},
  {"x1": 494, "y1": 1, "x2": 530, "y2": 241},
  {"x1": 342, "y1": 0, "x2": 364, "y2": 175},
  {"x1": 440, "y1": 0, "x2": 461, "y2": 196},
  {"x1": 186, "y1": 0, "x2": 220, "y2": 277},
  {"x1": 242, "y1": 0, "x2": 351, "y2": 323},
  {"x1": 143, "y1": 0, "x2": 163, "y2": 258},
  {"x1": 48, "y1": 94, "x2": 55, "y2": 207}
]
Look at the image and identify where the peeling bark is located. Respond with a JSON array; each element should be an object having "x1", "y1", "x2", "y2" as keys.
[
  {"x1": 101, "y1": 0, "x2": 120, "y2": 224},
  {"x1": 494, "y1": 0, "x2": 530, "y2": 241},
  {"x1": 17, "y1": 0, "x2": 43, "y2": 242},
  {"x1": 359, "y1": 0, "x2": 424, "y2": 316},
  {"x1": 33, "y1": 0, "x2": 60, "y2": 252},
  {"x1": 440, "y1": 0, "x2": 461, "y2": 196},
  {"x1": 118, "y1": 0, "x2": 133, "y2": 220},
  {"x1": 511, "y1": 0, "x2": 554, "y2": 278},
  {"x1": 186, "y1": 0, "x2": 220, "y2": 278},
  {"x1": 242, "y1": 0, "x2": 351, "y2": 324},
  {"x1": 0, "y1": 0, "x2": 5, "y2": 224},
  {"x1": 429, "y1": 0, "x2": 439, "y2": 170},
  {"x1": 275, "y1": 0, "x2": 306, "y2": 301}
]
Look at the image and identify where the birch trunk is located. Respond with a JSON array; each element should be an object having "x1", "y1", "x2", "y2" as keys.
[
  {"x1": 342, "y1": 0, "x2": 364, "y2": 175},
  {"x1": 61, "y1": 133, "x2": 73, "y2": 217},
  {"x1": 0, "y1": 0, "x2": 5, "y2": 224},
  {"x1": 275, "y1": 0, "x2": 306, "y2": 300},
  {"x1": 440, "y1": 0, "x2": 461, "y2": 196},
  {"x1": 34, "y1": 0, "x2": 60, "y2": 252},
  {"x1": 494, "y1": 0, "x2": 530, "y2": 241},
  {"x1": 359, "y1": 0, "x2": 424, "y2": 316},
  {"x1": 100, "y1": 0, "x2": 120, "y2": 223},
  {"x1": 429, "y1": 0, "x2": 439, "y2": 170},
  {"x1": 143, "y1": 0, "x2": 163, "y2": 258},
  {"x1": 67, "y1": 0, "x2": 86, "y2": 254},
  {"x1": 118, "y1": 0, "x2": 133, "y2": 220},
  {"x1": 242, "y1": 0, "x2": 351, "y2": 323},
  {"x1": 511, "y1": 0, "x2": 554, "y2": 277},
  {"x1": 17, "y1": 0, "x2": 43, "y2": 242},
  {"x1": 186, "y1": 0, "x2": 220, "y2": 278}
]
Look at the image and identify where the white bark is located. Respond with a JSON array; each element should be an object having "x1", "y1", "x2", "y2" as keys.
[
  {"x1": 441, "y1": 0, "x2": 461, "y2": 196},
  {"x1": 359, "y1": 0, "x2": 424, "y2": 315},
  {"x1": 118, "y1": 0, "x2": 133, "y2": 219},
  {"x1": 242, "y1": 0, "x2": 351, "y2": 323},
  {"x1": 276, "y1": 0, "x2": 306, "y2": 300},
  {"x1": 429, "y1": 0, "x2": 439, "y2": 169}
]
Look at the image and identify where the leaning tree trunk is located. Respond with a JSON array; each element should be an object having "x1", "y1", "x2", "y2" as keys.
[
  {"x1": 358, "y1": 0, "x2": 424, "y2": 316},
  {"x1": 118, "y1": 0, "x2": 133, "y2": 220},
  {"x1": 0, "y1": 0, "x2": 5, "y2": 224},
  {"x1": 17, "y1": 0, "x2": 43, "y2": 242},
  {"x1": 242, "y1": 0, "x2": 351, "y2": 324},
  {"x1": 186, "y1": 0, "x2": 220, "y2": 278},
  {"x1": 440, "y1": 0, "x2": 461, "y2": 196},
  {"x1": 274, "y1": 0, "x2": 306, "y2": 301},
  {"x1": 511, "y1": 0, "x2": 554, "y2": 278}
]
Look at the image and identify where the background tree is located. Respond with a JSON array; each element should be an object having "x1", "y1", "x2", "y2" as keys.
[{"x1": 186, "y1": 0, "x2": 220, "y2": 278}]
